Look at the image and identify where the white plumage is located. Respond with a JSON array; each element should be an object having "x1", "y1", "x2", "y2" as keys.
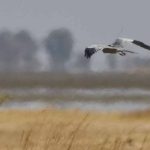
[{"x1": 85, "y1": 38, "x2": 150, "y2": 58}]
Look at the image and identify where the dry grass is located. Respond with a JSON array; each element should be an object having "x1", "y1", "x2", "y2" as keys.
[{"x1": 0, "y1": 108, "x2": 150, "y2": 150}]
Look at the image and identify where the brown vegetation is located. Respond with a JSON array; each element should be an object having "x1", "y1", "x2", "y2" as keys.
[
  {"x1": 0, "y1": 108, "x2": 149, "y2": 150},
  {"x1": 0, "y1": 72, "x2": 150, "y2": 89}
]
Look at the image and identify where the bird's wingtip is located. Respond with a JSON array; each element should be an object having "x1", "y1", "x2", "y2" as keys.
[{"x1": 84, "y1": 48, "x2": 96, "y2": 58}]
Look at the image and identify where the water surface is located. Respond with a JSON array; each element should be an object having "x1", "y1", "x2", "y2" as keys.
[{"x1": 0, "y1": 87, "x2": 150, "y2": 112}]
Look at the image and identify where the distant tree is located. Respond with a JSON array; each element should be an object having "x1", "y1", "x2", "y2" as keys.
[
  {"x1": 44, "y1": 28, "x2": 74, "y2": 72},
  {"x1": 131, "y1": 57, "x2": 150, "y2": 67},
  {"x1": 14, "y1": 30, "x2": 38, "y2": 71},
  {"x1": 0, "y1": 30, "x2": 38, "y2": 72},
  {"x1": 106, "y1": 54, "x2": 117, "y2": 71},
  {"x1": 0, "y1": 30, "x2": 17, "y2": 71},
  {"x1": 74, "y1": 54, "x2": 91, "y2": 72}
]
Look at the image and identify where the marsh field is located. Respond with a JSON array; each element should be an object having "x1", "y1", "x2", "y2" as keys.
[{"x1": 0, "y1": 72, "x2": 150, "y2": 150}]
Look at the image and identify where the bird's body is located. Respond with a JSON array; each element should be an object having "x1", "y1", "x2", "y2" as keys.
[{"x1": 85, "y1": 38, "x2": 150, "y2": 58}]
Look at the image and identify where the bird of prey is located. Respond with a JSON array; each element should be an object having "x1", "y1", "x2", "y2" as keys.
[{"x1": 84, "y1": 38, "x2": 150, "y2": 58}]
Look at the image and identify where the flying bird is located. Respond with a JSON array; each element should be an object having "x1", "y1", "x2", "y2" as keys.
[{"x1": 85, "y1": 38, "x2": 150, "y2": 58}]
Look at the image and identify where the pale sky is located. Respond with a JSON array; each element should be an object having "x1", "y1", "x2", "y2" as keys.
[{"x1": 0, "y1": 0, "x2": 150, "y2": 71}]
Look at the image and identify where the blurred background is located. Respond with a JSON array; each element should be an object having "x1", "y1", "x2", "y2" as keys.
[
  {"x1": 0, "y1": 0, "x2": 150, "y2": 111},
  {"x1": 0, "y1": 0, "x2": 150, "y2": 73},
  {"x1": 0, "y1": 2, "x2": 150, "y2": 149}
]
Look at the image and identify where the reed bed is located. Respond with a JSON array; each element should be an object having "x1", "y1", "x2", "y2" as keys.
[{"x1": 0, "y1": 108, "x2": 149, "y2": 150}]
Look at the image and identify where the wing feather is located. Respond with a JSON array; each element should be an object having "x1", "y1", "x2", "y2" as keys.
[
  {"x1": 84, "y1": 48, "x2": 97, "y2": 58},
  {"x1": 132, "y1": 40, "x2": 150, "y2": 50},
  {"x1": 84, "y1": 45, "x2": 104, "y2": 58},
  {"x1": 112, "y1": 38, "x2": 150, "y2": 51}
]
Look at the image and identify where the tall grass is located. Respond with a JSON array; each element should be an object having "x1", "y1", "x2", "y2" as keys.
[{"x1": 0, "y1": 109, "x2": 149, "y2": 150}]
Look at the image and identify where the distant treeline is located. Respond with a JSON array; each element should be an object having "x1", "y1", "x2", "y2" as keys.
[
  {"x1": 0, "y1": 28, "x2": 90, "y2": 72},
  {"x1": 0, "y1": 28, "x2": 150, "y2": 73},
  {"x1": 0, "y1": 72, "x2": 150, "y2": 89}
]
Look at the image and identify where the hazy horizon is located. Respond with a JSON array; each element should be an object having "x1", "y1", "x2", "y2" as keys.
[{"x1": 0, "y1": 0, "x2": 150, "y2": 71}]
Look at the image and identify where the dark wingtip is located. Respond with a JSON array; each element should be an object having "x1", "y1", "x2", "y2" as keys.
[
  {"x1": 84, "y1": 48, "x2": 96, "y2": 59},
  {"x1": 133, "y1": 40, "x2": 150, "y2": 50}
]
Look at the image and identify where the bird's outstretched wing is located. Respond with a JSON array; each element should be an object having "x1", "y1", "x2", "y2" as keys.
[
  {"x1": 132, "y1": 40, "x2": 150, "y2": 50},
  {"x1": 84, "y1": 45, "x2": 104, "y2": 58},
  {"x1": 112, "y1": 38, "x2": 150, "y2": 51},
  {"x1": 111, "y1": 38, "x2": 134, "y2": 47}
]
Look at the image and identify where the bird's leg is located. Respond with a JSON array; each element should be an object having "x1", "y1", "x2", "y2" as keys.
[
  {"x1": 119, "y1": 52, "x2": 126, "y2": 56},
  {"x1": 117, "y1": 50, "x2": 126, "y2": 56}
]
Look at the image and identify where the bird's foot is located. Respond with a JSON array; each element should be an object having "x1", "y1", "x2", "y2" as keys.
[{"x1": 119, "y1": 52, "x2": 126, "y2": 56}]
